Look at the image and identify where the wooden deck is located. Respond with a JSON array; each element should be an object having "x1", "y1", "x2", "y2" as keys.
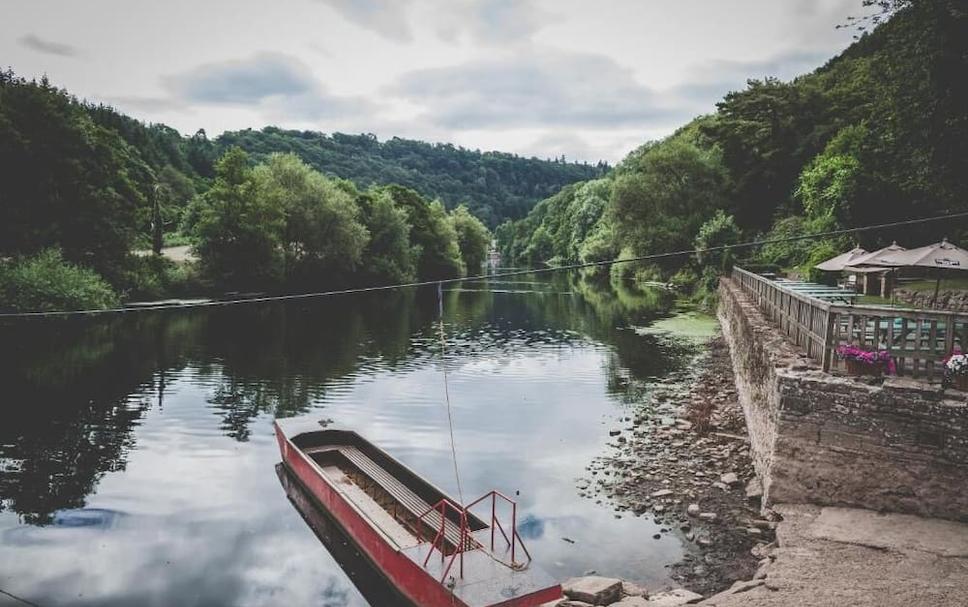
[{"x1": 733, "y1": 267, "x2": 968, "y2": 379}]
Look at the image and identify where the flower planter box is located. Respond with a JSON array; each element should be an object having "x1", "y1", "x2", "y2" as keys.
[
  {"x1": 845, "y1": 359, "x2": 884, "y2": 377},
  {"x1": 952, "y1": 375, "x2": 968, "y2": 391}
]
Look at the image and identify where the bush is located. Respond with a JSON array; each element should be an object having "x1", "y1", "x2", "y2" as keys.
[
  {"x1": 122, "y1": 255, "x2": 206, "y2": 300},
  {"x1": 0, "y1": 249, "x2": 119, "y2": 312}
]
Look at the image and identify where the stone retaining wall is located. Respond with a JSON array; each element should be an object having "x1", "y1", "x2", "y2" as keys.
[{"x1": 718, "y1": 278, "x2": 968, "y2": 522}]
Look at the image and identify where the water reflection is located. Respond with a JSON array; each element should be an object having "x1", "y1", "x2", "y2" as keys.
[{"x1": 0, "y1": 273, "x2": 699, "y2": 606}]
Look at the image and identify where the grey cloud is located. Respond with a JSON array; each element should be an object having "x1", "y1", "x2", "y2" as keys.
[
  {"x1": 164, "y1": 53, "x2": 375, "y2": 121},
  {"x1": 315, "y1": 0, "x2": 413, "y2": 42},
  {"x1": 670, "y1": 49, "x2": 832, "y2": 107},
  {"x1": 391, "y1": 50, "x2": 685, "y2": 130},
  {"x1": 440, "y1": 0, "x2": 558, "y2": 45},
  {"x1": 165, "y1": 53, "x2": 315, "y2": 104},
  {"x1": 19, "y1": 34, "x2": 77, "y2": 57}
]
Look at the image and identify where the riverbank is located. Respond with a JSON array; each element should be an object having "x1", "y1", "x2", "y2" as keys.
[{"x1": 579, "y1": 333, "x2": 772, "y2": 598}]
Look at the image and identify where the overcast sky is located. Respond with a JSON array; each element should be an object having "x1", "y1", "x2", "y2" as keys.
[{"x1": 3, "y1": 0, "x2": 860, "y2": 163}]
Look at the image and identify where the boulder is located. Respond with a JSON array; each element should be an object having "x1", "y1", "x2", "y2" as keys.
[
  {"x1": 622, "y1": 581, "x2": 649, "y2": 597},
  {"x1": 647, "y1": 588, "x2": 704, "y2": 605},
  {"x1": 562, "y1": 576, "x2": 624, "y2": 605}
]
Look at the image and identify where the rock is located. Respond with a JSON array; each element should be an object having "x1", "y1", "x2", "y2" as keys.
[
  {"x1": 614, "y1": 598, "x2": 650, "y2": 607},
  {"x1": 745, "y1": 478, "x2": 763, "y2": 500},
  {"x1": 622, "y1": 581, "x2": 649, "y2": 597},
  {"x1": 751, "y1": 519, "x2": 775, "y2": 530},
  {"x1": 746, "y1": 527, "x2": 763, "y2": 537},
  {"x1": 698, "y1": 512, "x2": 718, "y2": 522},
  {"x1": 559, "y1": 602, "x2": 595, "y2": 607},
  {"x1": 686, "y1": 504, "x2": 700, "y2": 517},
  {"x1": 562, "y1": 576, "x2": 623, "y2": 605},
  {"x1": 720, "y1": 472, "x2": 739, "y2": 485},
  {"x1": 609, "y1": 429, "x2": 621, "y2": 436},
  {"x1": 650, "y1": 489, "x2": 673, "y2": 498},
  {"x1": 646, "y1": 588, "x2": 704, "y2": 605}
]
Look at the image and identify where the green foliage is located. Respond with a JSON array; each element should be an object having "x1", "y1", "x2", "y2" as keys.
[
  {"x1": 192, "y1": 148, "x2": 286, "y2": 290},
  {"x1": 500, "y1": 1, "x2": 968, "y2": 292},
  {"x1": 383, "y1": 185, "x2": 463, "y2": 279},
  {"x1": 450, "y1": 205, "x2": 491, "y2": 274},
  {"x1": 610, "y1": 135, "x2": 728, "y2": 268},
  {"x1": 694, "y1": 211, "x2": 741, "y2": 272},
  {"x1": 0, "y1": 249, "x2": 119, "y2": 312},
  {"x1": 216, "y1": 128, "x2": 605, "y2": 228},
  {"x1": 121, "y1": 255, "x2": 203, "y2": 300},
  {"x1": 257, "y1": 153, "x2": 368, "y2": 285},
  {"x1": 355, "y1": 189, "x2": 417, "y2": 283},
  {"x1": 0, "y1": 71, "x2": 148, "y2": 282}
]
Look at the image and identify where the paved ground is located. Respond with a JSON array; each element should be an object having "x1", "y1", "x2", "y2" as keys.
[
  {"x1": 699, "y1": 504, "x2": 968, "y2": 606},
  {"x1": 132, "y1": 245, "x2": 195, "y2": 263}
]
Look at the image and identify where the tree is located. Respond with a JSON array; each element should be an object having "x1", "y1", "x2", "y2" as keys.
[
  {"x1": 0, "y1": 70, "x2": 146, "y2": 282},
  {"x1": 256, "y1": 153, "x2": 368, "y2": 286},
  {"x1": 450, "y1": 205, "x2": 491, "y2": 274},
  {"x1": 610, "y1": 136, "x2": 728, "y2": 268},
  {"x1": 356, "y1": 188, "x2": 416, "y2": 283},
  {"x1": 383, "y1": 185, "x2": 463, "y2": 279},
  {"x1": 694, "y1": 211, "x2": 741, "y2": 273},
  {"x1": 192, "y1": 148, "x2": 285, "y2": 289}
]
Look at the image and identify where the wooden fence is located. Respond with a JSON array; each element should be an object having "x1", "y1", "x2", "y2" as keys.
[{"x1": 732, "y1": 267, "x2": 968, "y2": 380}]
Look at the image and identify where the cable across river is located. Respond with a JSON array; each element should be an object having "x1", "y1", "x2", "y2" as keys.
[{"x1": 2, "y1": 210, "x2": 967, "y2": 319}]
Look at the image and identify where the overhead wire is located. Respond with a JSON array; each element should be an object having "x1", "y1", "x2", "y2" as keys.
[{"x1": 1, "y1": 210, "x2": 966, "y2": 319}]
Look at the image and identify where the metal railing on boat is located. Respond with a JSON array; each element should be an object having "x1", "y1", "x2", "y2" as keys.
[{"x1": 416, "y1": 491, "x2": 532, "y2": 583}]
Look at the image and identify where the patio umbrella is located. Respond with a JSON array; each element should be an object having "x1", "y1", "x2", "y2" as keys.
[
  {"x1": 814, "y1": 245, "x2": 868, "y2": 272},
  {"x1": 844, "y1": 241, "x2": 907, "y2": 269},
  {"x1": 875, "y1": 238, "x2": 968, "y2": 305},
  {"x1": 844, "y1": 242, "x2": 907, "y2": 303}
]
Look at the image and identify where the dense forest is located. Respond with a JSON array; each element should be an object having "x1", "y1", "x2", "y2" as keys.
[
  {"x1": 217, "y1": 128, "x2": 606, "y2": 227},
  {"x1": 498, "y1": 0, "x2": 968, "y2": 301},
  {"x1": 0, "y1": 70, "x2": 596, "y2": 311}
]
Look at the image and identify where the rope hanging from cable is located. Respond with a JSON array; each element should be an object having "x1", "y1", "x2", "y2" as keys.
[{"x1": 437, "y1": 282, "x2": 465, "y2": 507}]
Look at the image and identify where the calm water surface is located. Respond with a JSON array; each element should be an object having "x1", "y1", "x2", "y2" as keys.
[{"x1": 0, "y1": 274, "x2": 711, "y2": 606}]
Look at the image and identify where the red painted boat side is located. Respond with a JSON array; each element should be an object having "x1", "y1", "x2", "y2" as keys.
[
  {"x1": 275, "y1": 422, "x2": 562, "y2": 607},
  {"x1": 276, "y1": 424, "x2": 462, "y2": 607}
]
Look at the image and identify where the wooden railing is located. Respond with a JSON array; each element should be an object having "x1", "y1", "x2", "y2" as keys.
[{"x1": 732, "y1": 267, "x2": 968, "y2": 380}]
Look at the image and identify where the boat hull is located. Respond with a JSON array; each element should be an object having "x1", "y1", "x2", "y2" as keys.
[{"x1": 275, "y1": 421, "x2": 561, "y2": 607}]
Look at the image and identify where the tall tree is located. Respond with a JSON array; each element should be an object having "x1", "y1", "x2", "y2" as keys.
[
  {"x1": 256, "y1": 153, "x2": 368, "y2": 286},
  {"x1": 192, "y1": 148, "x2": 285, "y2": 289},
  {"x1": 450, "y1": 205, "x2": 491, "y2": 274}
]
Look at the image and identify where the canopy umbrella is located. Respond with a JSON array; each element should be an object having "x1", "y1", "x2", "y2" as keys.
[
  {"x1": 844, "y1": 242, "x2": 907, "y2": 304},
  {"x1": 874, "y1": 238, "x2": 968, "y2": 305},
  {"x1": 844, "y1": 241, "x2": 907, "y2": 269},
  {"x1": 814, "y1": 245, "x2": 868, "y2": 272}
]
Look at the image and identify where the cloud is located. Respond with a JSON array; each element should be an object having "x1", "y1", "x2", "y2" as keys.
[
  {"x1": 669, "y1": 49, "x2": 833, "y2": 109},
  {"x1": 164, "y1": 52, "x2": 376, "y2": 121},
  {"x1": 165, "y1": 53, "x2": 315, "y2": 104},
  {"x1": 391, "y1": 49, "x2": 685, "y2": 130},
  {"x1": 315, "y1": 0, "x2": 413, "y2": 42},
  {"x1": 437, "y1": 0, "x2": 559, "y2": 45},
  {"x1": 19, "y1": 34, "x2": 77, "y2": 57}
]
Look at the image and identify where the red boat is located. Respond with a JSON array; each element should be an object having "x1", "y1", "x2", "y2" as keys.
[{"x1": 274, "y1": 417, "x2": 563, "y2": 607}]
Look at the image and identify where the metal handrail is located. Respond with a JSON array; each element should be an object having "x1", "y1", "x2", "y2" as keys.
[
  {"x1": 416, "y1": 497, "x2": 470, "y2": 582},
  {"x1": 415, "y1": 490, "x2": 533, "y2": 584},
  {"x1": 465, "y1": 490, "x2": 532, "y2": 569}
]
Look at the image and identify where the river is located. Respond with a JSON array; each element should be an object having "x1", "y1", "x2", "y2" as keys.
[{"x1": 0, "y1": 273, "x2": 715, "y2": 606}]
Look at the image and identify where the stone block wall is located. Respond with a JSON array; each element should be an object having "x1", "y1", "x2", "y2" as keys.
[{"x1": 718, "y1": 278, "x2": 968, "y2": 521}]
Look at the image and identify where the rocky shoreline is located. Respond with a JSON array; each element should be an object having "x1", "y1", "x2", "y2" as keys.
[{"x1": 568, "y1": 335, "x2": 776, "y2": 603}]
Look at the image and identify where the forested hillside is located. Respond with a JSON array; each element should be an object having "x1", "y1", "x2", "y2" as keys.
[
  {"x1": 498, "y1": 0, "x2": 968, "y2": 298},
  {"x1": 217, "y1": 128, "x2": 605, "y2": 227},
  {"x1": 0, "y1": 69, "x2": 594, "y2": 311}
]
